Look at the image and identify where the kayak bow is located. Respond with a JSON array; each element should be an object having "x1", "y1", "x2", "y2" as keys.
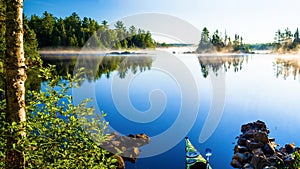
[{"x1": 185, "y1": 137, "x2": 212, "y2": 169}]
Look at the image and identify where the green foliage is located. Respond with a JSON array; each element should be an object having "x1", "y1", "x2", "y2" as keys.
[
  {"x1": 249, "y1": 43, "x2": 274, "y2": 50},
  {"x1": 274, "y1": 27, "x2": 300, "y2": 52},
  {"x1": 292, "y1": 150, "x2": 300, "y2": 168},
  {"x1": 196, "y1": 27, "x2": 251, "y2": 53},
  {"x1": 197, "y1": 27, "x2": 213, "y2": 53},
  {"x1": 0, "y1": 0, "x2": 5, "y2": 60},
  {"x1": 27, "y1": 11, "x2": 155, "y2": 49},
  {"x1": 0, "y1": 66, "x2": 118, "y2": 168}
]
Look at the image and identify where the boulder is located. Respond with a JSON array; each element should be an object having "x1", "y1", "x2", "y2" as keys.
[
  {"x1": 250, "y1": 154, "x2": 270, "y2": 169},
  {"x1": 285, "y1": 143, "x2": 295, "y2": 154},
  {"x1": 238, "y1": 138, "x2": 248, "y2": 146},
  {"x1": 234, "y1": 145, "x2": 249, "y2": 153},
  {"x1": 252, "y1": 148, "x2": 264, "y2": 155},
  {"x1": 248, "y1": 142, "x2": 264, "y2": 151},
  {"x1": 263, "y1": 143, "x2": 276, "y2": 155},
  {"x1": 241, "y1": 124, "x2": 252, "y2": 133},
  {"x1": 243, "y1": 163, "x2": 254, "y2": 169},
  {"x1": 233, "y1": 153, "x2": 248, "y2": 162},
  {"x1": 268, "y1": 138, "x2": 275, "y2": 142},
  {"x1": 231, "y1": 158, "x2": 243, "y2": 168},
  {"x1": 283, "y1": 155, "x2": 295, "y2": 168},
  {"x1": 254, "y1": 131, "x2": 269, "y2": 144},
  {"x1": 243, "y1": 130, "x2": 256, "y2": 139}
]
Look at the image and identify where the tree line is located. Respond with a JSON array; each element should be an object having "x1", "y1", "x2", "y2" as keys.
[
  {"x1": 274, "y1": 27, "x2": 300, "y2": 52},
  {"x1": 0, "y1": 1, "x2": 121, "y2": 168},
  {"x1": 196, "y1": 27, "x2": 251, "y2": 53},
  {"x1": 28, "y1": 11, "x2": 155, "y2": 49}
]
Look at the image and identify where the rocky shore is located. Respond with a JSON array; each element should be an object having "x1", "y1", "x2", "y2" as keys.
[
  {"x1": 103, "y1": 132, "x2": 150, "y2": 169},
  {"x1": 231, "y1": 120, "x2": 299, "y2": 169}
]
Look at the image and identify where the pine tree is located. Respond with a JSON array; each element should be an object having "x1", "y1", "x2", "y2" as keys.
[{"x1": 197, "y1": 27, "x2": 213, "y2": 53}]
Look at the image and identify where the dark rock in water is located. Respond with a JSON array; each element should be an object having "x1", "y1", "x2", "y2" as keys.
[
  {"x1": 234, "y1": 145, "x2": 249, "y2": 153},
  {"x1": 238, "y1": 138, "x2": 248, "y2": 146},
  {"x1": 285, "y1": 143, "x2": 295, "y2": 154},
  {"x1": 267, "y1": 155, "x2": 283, "y2": 167},
  {"x1": 255, "y1": 120, "x2": 267, "y2": 130},
  {"x1": 231, "y1": 120, "x2": 299, "y2": 169},
  {"x1": 250, "y1": 154, "x2": 270, "y2": 169},
  {"x1": 263, "y1": 143, "x2": 276, "y2": 155},
  {"x1": 121, "y1": 51, "x2": 131, "y2": 54},
  {"x1": 241, "y1": 124, "x2": 251, "y2": 133},
  {"x1": 231, "y1": 158, "x2": 243, "y2": 168},
  {"x1": 242, "y1": 130, "x2": 256, "y2": 139},
  {"x1": 268, "y1": 138, "x2": 275, "y2": 142},
  {"x1": 254, "y1": 131, "x2": 269, "y2": 144},
  {"x1": 283, "y1": 155, "x2": 295, "y2": 168},
  {"x1": 248, "y1": 142, "x2": 264, "y2": 151},
  {"x1": 252, "y1": 148, "x2": 264, "y2": 155},
  {"x1": 233, "y1": 153, "x2": 248, "y2": 162},
  {"x1": 109, "y1": 52, "x2": 121, "y2": 55},
  {"x1": 243, "y1": 163, "x2": 254, "y2": 169}
]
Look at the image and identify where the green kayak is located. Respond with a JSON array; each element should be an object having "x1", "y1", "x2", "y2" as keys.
[{"x1": 185, "y1": 137, "x2": 212, "y2": 169}]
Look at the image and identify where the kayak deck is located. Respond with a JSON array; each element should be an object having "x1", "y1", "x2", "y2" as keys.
[{"x1": 185, "y1": 137, "x2": 212, "y2": 169}]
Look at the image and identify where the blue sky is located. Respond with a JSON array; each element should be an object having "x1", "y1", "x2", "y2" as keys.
[{"x1": 24, "y1": 0, "x2": 300, "y2": 44}]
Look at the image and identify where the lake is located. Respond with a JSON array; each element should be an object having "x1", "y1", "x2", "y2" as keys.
[{"x1": 42, "y1": 49, "x2": 300, "y2": 169}]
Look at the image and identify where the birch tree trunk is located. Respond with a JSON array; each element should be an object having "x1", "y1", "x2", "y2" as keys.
[{"x1": 5, "y1": 0, "x2": 26, "y2": 168}]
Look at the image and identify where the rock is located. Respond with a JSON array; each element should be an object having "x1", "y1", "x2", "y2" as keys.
[
  {"x1": 243, "y1": 130, "x2": 256, "y2": 139},
  {"x1": 268, "y1": 138, "x2": 275, "y2": 142},
  {"x1": 248, "y1": 142, "x2": 264, "y2": 151},
  {"x1": 250, "y1": 154, "x2": 270, "y2": 169},
  {"x1": 264, "y1": 143, "x2": 276, "y2": 155},
  {"x1": 255, "y1": 120, "x2": 267, "y2": 129},
  {"x1": 104, "y1": 132, "x2": 150, "y2": 166},
  {"x1": 263, "y1": 166, "x2": 277, "y2": 169},
  {"x1": 254, "y1": 131, "x2": 269, "y2": 144},
  {"x1": 107, "y1": 132, "x2": 119, "y2": 140},
  {"x1": 285, "y1": 143, "x2": 295, "y2": 154},
  {"x1": 243, "y1": 163, "x2": 254, "y2": 169},
  {"x1": 252, "y1": 148, "x2": 264, "y2": 155},
  {"x1": 234, "y1": 145, "x2": 249, "y2": 153},
  {"x1": 267, "y1": 155, "x2": 283, "y2": 167},
  {"x1": 123, "y1": 147, "x2": 140, "y2": 163},
  {"x1": 238, "y1": 138, "x2": 248, "y2": 146},
  {"x1": 128, "y1": 134, "x2": 135, "y2": 138},
  {"x1": 233, "y1": 153, "x2": 248, "y2": 162},
  {"x1": 111, "y1": 140, "x2": 121, "y2": 147},
  {"x1": 283, "y1": 155, "x2": 295, "y2": 167},
  {"x1": 275, "y1": 151, "x2": 285, "y2": 159},
  {"x1": 279, "y1": 147, "x2": 287, "y2": 154},
  {"x1": 241, "y1": 123, "x2": 252, "y2": 133},
  {"x1": 232, "y1": 121, "x2": 299, "y2": 169},
  {"x1": 231, "y1": 158, "x2": 243, "y2": 168},
  {"x1": 112, "y1": 155, "x2": 125, "y2": 169}
]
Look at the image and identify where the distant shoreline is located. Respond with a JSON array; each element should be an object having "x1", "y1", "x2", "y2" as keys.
[{"x1": 38, "y1": 47, "x2": 300, "y2": 57}]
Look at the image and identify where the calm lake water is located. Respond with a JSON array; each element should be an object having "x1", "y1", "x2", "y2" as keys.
[{"x1": 42, "y1": 49, "x2": 300, "y2": 169}]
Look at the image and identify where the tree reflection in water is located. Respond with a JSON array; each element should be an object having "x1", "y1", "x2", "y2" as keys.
[
  {"x1": 198, "y1": 55, "x2": 249, "y2": 78},
  {"x1": 273, "y1": 58, "x2": 300, "y2": 81},
  {"x1": 42, "y1": 55, "x2": 153, "y2": 83}
]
